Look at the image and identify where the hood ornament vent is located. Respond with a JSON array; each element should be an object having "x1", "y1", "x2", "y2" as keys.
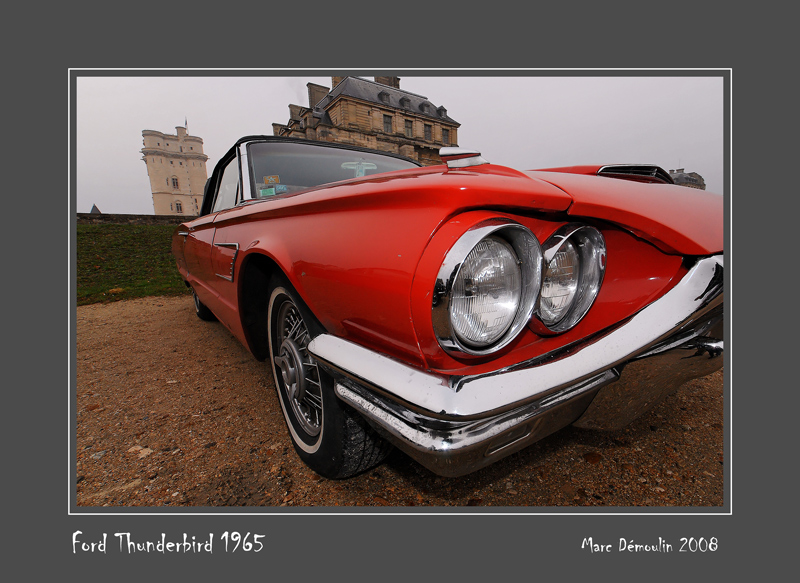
[
  {"x1": 440, "y1": 147, "x2": 489, "y2": 169},
  {"x1": 597, "y1": 164, "x2": 674, "y2": 185}
]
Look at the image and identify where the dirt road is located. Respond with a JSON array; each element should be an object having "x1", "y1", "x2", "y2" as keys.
[{"x1": 76, "y1": 296, "x2": 724, "y2": 509}]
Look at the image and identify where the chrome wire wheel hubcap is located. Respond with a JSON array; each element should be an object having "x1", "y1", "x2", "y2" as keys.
[{"x1": 273, "y1": 300, "x2": 322, "y2": 437}]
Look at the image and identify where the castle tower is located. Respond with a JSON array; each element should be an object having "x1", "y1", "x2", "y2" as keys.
[{"x1": 141, "y1": 124, "x2": 209, "y2": 216}]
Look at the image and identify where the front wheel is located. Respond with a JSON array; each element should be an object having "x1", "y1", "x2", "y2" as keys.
[{"x1": 267, "y1": 279, "x2": 391, "y2": 479}]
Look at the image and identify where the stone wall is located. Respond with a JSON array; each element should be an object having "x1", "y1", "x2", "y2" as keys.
[{"x1": 76, "y1": 213, "x2": 187, "y2": 225}]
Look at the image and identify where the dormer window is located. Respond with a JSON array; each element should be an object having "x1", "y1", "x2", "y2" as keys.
[
  {"x1": 378, "y1": 90, "x2": 390, "y2": 104},
  {"x1": 399, "y1": 96, "x2": 410, "y2": 108},
  {"x1": 437, "y1": 106, "x2": 447, "y2": 117}
]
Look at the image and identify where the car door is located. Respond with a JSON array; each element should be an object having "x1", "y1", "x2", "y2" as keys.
[
  {"x1": 184, "y1": 152, "x2": 241, "y2": 318},
  {"x1": 183, "y1": 213, "x2": 216, "y2": 294},
  {"x1": 206, "y1": 145, "x2": 252, "y2": 329}
]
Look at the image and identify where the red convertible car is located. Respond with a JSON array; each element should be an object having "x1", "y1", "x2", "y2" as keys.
[{"x1": 172, "y1": 137, "x2": 724, "y2": 479}]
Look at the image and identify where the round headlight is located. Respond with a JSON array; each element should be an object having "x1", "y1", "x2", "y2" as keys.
[
  {"x1": 539, "y1": 238, "x2": 580, "y2": 325},
  {"x1": 450, "y1": 236, "x2": 522, "y2": 347},
  {"x1": 433, "y1": 219, "x2": 542, "y2": 356},
  {"x1": 535, "y1": 224, "x2": 606, "y2": 334}
]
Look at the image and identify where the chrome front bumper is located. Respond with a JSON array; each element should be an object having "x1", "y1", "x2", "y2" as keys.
[{"x1": 308, "y1": 255, "x2": 724, "y2": 477}]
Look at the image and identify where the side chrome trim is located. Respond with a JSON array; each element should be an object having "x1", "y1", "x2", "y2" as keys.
[
  {"x1": 213, "y1": 242, "x2": 239, "y2": 282},
  {"x1": 308, "y1": 255, "x2": 723, "y2": 419}
]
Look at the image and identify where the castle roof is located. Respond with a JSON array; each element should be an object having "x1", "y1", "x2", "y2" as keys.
[{"x1": 312, "y1": 76, "x2": 459, "y2": 126}]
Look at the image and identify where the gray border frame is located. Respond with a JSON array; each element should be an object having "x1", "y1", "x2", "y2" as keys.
[{"x1": 62, "y1": 66, "x2": 750, "y2": 578}]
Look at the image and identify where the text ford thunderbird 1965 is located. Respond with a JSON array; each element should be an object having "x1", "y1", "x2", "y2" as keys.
[{"x1": 172, "y1": 137, "x2": 724, "y2": 478}]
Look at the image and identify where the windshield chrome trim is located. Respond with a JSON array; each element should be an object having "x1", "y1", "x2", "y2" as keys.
[{"x1": 238, "y1": 144, "x2": 253, "y2": 203}]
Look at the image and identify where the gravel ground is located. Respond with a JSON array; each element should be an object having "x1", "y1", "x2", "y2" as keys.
[{"x1": 76, "y1": 296, "x2": 724, "y2": 509}]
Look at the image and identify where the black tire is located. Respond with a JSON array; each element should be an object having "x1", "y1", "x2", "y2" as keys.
[
  {"x1": 267, "y1": 275, "x2": 392, "y2": 479},
  {"x1": 192, "y1": 289, "x2": 217, "y2": 321}
]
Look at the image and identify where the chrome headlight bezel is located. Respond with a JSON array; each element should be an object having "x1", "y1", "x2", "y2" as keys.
[
  {"x1": 432, "y1": 219, "x2": 543, "y2": 356},
  {"x1": 532, "y1": 224, "x2": 606, "y2": 335}
]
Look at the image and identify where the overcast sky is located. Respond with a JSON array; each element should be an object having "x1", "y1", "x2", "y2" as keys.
[{"x1": 74, "y1": 73, "x2": 724, "y2": 214}]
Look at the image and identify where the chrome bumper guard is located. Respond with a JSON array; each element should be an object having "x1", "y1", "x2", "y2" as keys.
[{"x1": 308, "y1": 256, "x2": 724, "y2": 477}]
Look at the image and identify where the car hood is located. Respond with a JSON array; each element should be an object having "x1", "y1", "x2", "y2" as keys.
[
  {"x1": 525, "y1": 170, "x2": 723, "y2": 255},
  {"x1": 214, "y1": 163, "x2": 722, "y2": 257}
]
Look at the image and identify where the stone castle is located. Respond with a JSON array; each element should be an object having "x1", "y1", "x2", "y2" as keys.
[{"x1": 141, "y1": 124, "x2": 209, "y2": 216}]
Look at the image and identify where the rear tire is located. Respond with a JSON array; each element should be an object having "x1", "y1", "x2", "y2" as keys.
[
  {"x1": 267, "y1": 276, "x2": 391, "y2": 479},
  {"x1": 192, "y1": 289, "x2": 216, "y2": 321}
]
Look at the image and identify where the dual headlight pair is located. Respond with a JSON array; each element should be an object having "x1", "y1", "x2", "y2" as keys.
[{"x1": 433, "y1": 219, "x2": 606, "y2": 356}]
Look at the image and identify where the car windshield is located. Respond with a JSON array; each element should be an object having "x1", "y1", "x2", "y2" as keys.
[{"x1": 247, "y1": 141, "x2": 419, "y2": 199}]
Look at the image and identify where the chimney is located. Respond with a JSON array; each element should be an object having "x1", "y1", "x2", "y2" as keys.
[
  {"x1": 375, "y1": 76, "x2": 400, "y2": 89},
  {"x1": 307, "y1": 82, "x2": 330, "y2": 108},
  {"x1": 288, "y1": 104, "x2": 303, "y2": 121},
  {"x1": 332, "y1": 76, "x2": 346, "y2": 88}
]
